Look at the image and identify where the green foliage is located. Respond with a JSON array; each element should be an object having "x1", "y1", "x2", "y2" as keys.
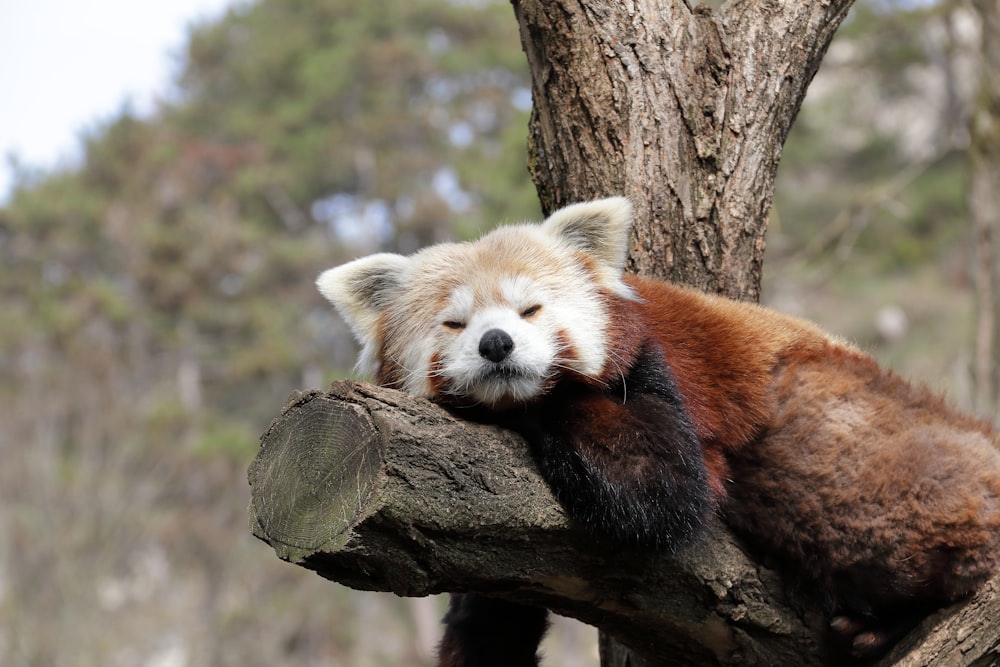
[
  {"x1": 192, "y1": 417, "x2": 259, "y2": 459},
  {"x1": 773, "y1": 0, "x2": 970, "y2": 272},
  {"x1": 172, "y1": 0, "x2": 536, "y2": 241},
  {"x1": 0, "y1": 1, "x2": 537, "y2": 664}
]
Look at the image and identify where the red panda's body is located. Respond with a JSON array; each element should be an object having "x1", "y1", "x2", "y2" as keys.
[
  {"x1": 623, "y1": 276, "x2": 830, "y2": 497},
  {"x1": 317, "y1": 198, "x2": 1000, "y2": 665},
  {"x1": 629, "y1": 276, "x2": 1000, "y2": 632}
]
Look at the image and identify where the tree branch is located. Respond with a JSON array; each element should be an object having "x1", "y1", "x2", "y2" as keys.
[{"x1": 248, "y1": 381, "x2": 1000, "y2": 665}]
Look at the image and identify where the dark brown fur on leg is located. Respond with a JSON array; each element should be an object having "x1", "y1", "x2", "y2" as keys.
[
  {"x1": 509, "y1": 342, "x2": 713, "y2": 550},
  {"x1": 437, "y1": 594, "x2": 548, "y2": 667},
  {"x1": 829, "y1": 610, "x2": 933, "y2": 659}
]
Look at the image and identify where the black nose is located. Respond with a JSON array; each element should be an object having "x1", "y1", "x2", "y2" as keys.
[{"x1": 479, "y1": 329, "x2": 515, "y2": 363}]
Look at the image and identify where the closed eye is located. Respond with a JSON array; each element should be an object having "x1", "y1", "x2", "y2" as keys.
[
  {"x1": 443, "y1": 320, "x2": 466, "y2": 331},
  {"x1": 520, "y1": 305, "x2": 542, "y2": 318}
]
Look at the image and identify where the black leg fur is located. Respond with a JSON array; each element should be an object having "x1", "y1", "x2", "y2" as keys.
[
  {"x1": 511, "y1": 343, "x2": 710, "y2": 551},
  {"x1": 437, "y1": 345, "x2": 705, "y2": 666},
  {"x1": 437, "y1": 594, "x2": 549, "y2": 667}
]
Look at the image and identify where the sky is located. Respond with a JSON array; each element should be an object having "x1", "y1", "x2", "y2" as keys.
[{"x1": 0, "y1": 0, "x2": 238, "y2": 202}]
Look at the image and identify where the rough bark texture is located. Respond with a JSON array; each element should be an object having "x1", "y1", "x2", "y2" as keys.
[
  {"x1": 249, "y1": 382, "x2": 1000, "y2": 666},
  {"x1": 510, "y1": 0, "x2": 853, "y2": 663},
  {"x1": 971, "y1": 0, "x2": 1000, "y2": 415},
  {"x1": 513, "y1": 0, "x2": 853, "y2": 300},
  {"x1": 250, "y1": 383, "x2": 827, "y2": 665}
]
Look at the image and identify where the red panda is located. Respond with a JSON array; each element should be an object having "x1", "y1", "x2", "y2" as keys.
[{"x1": 316, "y1": 197, "x2": 1000, "y2": 665}]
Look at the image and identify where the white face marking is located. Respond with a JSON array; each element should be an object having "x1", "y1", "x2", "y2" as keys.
[
  {"x1": 442, "y1": 303, "x2": 555, "y2": 405},
  {"x1": 416, "y1": 269, "x2": 611, "y2": 407},
  {"x1": 362, "y1": 217, "x2": 639, "y2": 408},
  {"x1": 442, "y1": 286, "x2": 474, "y2": 327}
]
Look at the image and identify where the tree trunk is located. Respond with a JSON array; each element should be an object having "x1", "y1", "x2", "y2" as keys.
[
  {"x1": 511, "y1": 0, "x2": 853, "y2": 662},
  {"x1": 513, "y1": 0, "x2": 853, "y2": 299},
  {"x1": 971, "y1": 0, "x2": 1000, "y2": 415},
  {"x1": 248, "y1": 382, "x2": 1000, "y2": 666}
]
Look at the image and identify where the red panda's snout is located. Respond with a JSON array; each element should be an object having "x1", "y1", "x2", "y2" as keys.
[
  {"x1": 436, "y1": 306, "x2": 558, "y2": 409},
  {"x1": 478, "y1": 329, "x2": 515, "y2": 363},
  {"x1": 429, "y1": 274, "x2": 619, "y2": 409}
]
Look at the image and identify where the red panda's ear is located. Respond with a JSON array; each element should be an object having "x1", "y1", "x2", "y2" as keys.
[
  {"x1": 540, "y1": 197, "x2": 633, "y2": 272},
  {"x1": 316, "y1": 253, "x2": 410, "y2": 344}
]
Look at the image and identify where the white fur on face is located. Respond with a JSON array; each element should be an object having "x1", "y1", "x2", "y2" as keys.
[
  {"x1": 443, "y1": 304, "x2": 554, "y2": 405},
  {"x1": 440, "y1": 275, "x2": 561, "y2": 405},
  {"x1": 383, "y1": 235, "x2": 620, "y2": 407},
  {"x1": 318, "y1": 198, "x2": 639, "y2": 407}
]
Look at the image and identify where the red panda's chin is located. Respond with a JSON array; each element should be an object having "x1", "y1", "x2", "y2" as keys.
[{"x1": 439, "y1": 368, "x2": 549, "y2": 411}]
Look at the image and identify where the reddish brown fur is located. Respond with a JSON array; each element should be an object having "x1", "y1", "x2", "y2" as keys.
[
  {"x1": 585, "y1": 274, "x2": 1000, "y2": 635},
  {"x1": 327, "y1": 200, "x2": 1000, "y2": 661},
  {"x1": 626, "y1": 276, "x2": 806, "y2": 448},
  {"x1": 596, "y1": 277, "x2": 831, "y2": 502},
  {"x1": 726, "y1": 340, "x2": 1000, "y2": 607},
  {"x1": 427, "y1": 352, "x2": 447, "y2": 397}
]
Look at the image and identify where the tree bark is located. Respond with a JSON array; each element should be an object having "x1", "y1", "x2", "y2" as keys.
[
  {"x1": 511, "y1": 0, "x2": 852, "y2": 663},
  {"x1": 513, "y1": 0, "x2": 853, "y2": 300},
  {"x1": 250, "y1": 383, "x2": 829, "y2": 665},
  {"x1": 971, "y1": 0, "x2": 1000, "y2": 415},
  {"x1": 249, "y1": 382, "x2": 1000, "y2": 666}
]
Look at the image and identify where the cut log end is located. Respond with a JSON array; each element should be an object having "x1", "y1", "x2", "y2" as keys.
[{"x1": 248, "y1": 388, "x2": 384, "y2": 561}]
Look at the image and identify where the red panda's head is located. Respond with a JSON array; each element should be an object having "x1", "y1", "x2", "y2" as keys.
[{"x1": 317, "y1": 197, "x2": 638, "y2": 409}]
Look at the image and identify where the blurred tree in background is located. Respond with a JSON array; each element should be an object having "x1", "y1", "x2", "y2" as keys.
[
  {"x1": 969, "y1": 0, "x2": 1000, "y2": 413},
  {"x1": 0, "y1": 0, "x2": 996, "y2": 665},
  {"x1": 0, "y1": 1, "x2": 536, "y2": 665},
  {"x1": 768, "y1": 0, "x2": 985, "y2": 404}
]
